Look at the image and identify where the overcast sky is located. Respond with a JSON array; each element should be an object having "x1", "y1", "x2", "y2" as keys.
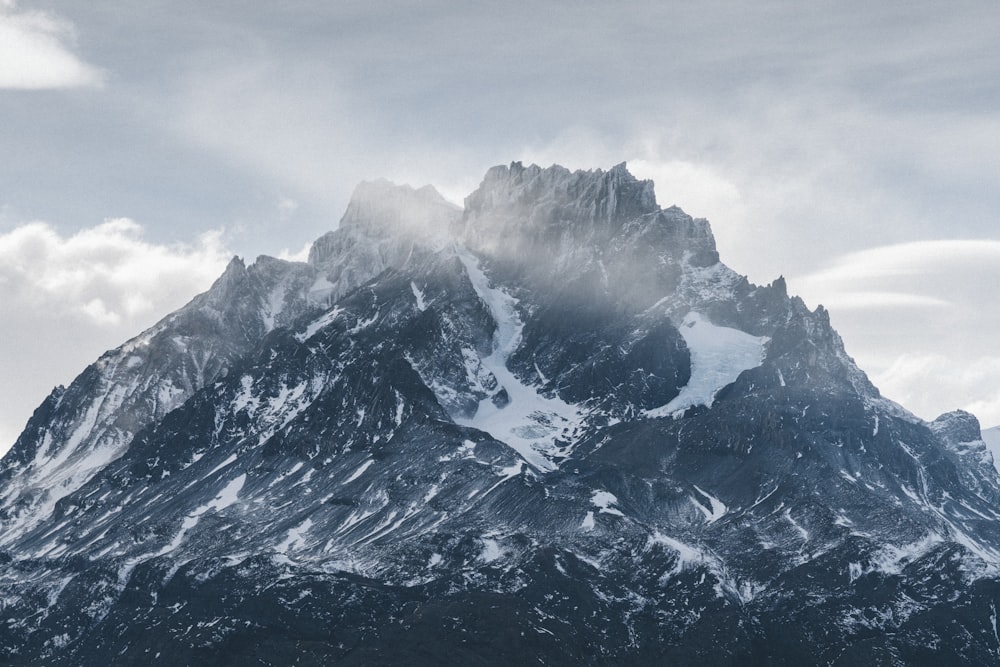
[{"x1": 2, "y1": 1, "x2": 1000, "y2": 452}]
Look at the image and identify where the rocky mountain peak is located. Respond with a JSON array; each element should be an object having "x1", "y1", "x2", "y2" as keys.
[
  {"x1": 462, "y1": 161, "x2": 658, "y2": 231},
  {"x1": 198, "y1": 255, "x2": 249, "y2": 307},
  {"x1": 456, "y1": 162, "x2": 720, "y2": 317},
  {"x1": 306, "y1": 179, "x2": 461, "y2": 291},
  {"x1": 931, "y1": 408, "x2": 983, "y2": 443}
]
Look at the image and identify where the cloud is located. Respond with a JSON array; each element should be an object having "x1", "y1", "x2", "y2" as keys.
[
  {"x1": 627, "y1": 159, "x2": 742, "y2": 219},
  {"x1": 796, "y1": 241, "x2": 1000, "y2": 285},
  {"x1": 167, "y1": 55, "x2": 490, "y2": 252},
  {"x1": 792, "y1": 240, "x2": 1000, "y2": 314},
  {"x1": 0, "y1": 1, "x2": 104, "y2": 89},
  {"x1": 0, "y1": 218, "x2": 229, "y2": 325},
  {"x1": 155, "y1": 2, "x2": 1000, "y2": 286},
  {"x1": 0, "y1": 219, "x2": 230, "y2": 453}
]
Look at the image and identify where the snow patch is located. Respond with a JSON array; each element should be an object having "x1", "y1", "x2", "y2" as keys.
[
  {"x1": 410, "y1": 282, "x2": 427, "y2": 311},
  {"x1": 991, "y1": 602, "x2": 1000, "y2": 650},
  {"x1": 784, "y1": 508, "x2": 810, "y2": 543},
  {"x1": 344, "y1": 459, "x2": 375, "y2": 484},
  {"x1": 480, "y1": 536, "x2": 504, "y2": 563},
  {"x1": 155, "y1": 515, "x2": 201, "y2": 557},
  {"x1": 691, "y1": 485, "x2": 727, "y2": 523},
  {"x1": 276, "y1": 518, "x2": 313, "y2": 554},
  {"x1": 591, "y1": 490, "x2": 625, "y2": 517},
  {"x1": 295, "y1": 306, "x2": 344, "y2": 342},
  {"x1": 644, "y1": 312, "x2": 768, "y2": 418},
  {"x1": 207, "y1": 454, "x2": 238, "y2": 477},
  {"x1": 260, "y1": 284, "x2": 289, "y2": 332},
  {"x1": 232, "y1": 376, "x2": 257, "y2": 413},
  {"x1": 154, "y1": 475, "x2": 245, "y2": 557},
  {"x1": 438, "y1": 439, "x2": 479, "y2": 462},
  {"x1": 647, "y1": 530, "x2": 758, "y2": 602},
  {"x1": 211, "y1": 474, "x2": 246, "y2": 511},
  {"x1": 850, "y1": 534, "x2": 944, "y2": 581},
  {"x1": 393, "y1": 391, "x2": 406, "y2": 426},
  {"x1": 648, "y1": 531, "x2": 706, "y2": 576},
  {"x1": 495, "y1": 461, "x2": 524, "y2": 479}
]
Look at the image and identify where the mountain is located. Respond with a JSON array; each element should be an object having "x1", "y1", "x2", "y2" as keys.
[{"x1": 2, "y1": 162, "x2": 1000, "y2": 665}]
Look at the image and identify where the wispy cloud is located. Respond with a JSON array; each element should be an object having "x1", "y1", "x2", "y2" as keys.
[
  {"x1": 797, "y1": 241, "x2": 1000, "y2": 284},
  {"x1": 0, "y1": 1, "x2": 103, "y2": 89},
  {"x1": 792, "y1": 240, "x2": 1000, "y2": 312}
]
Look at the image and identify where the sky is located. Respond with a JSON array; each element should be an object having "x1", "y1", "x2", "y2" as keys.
[{"x1": 1, "y1": 1, "x2": 1000, "y2": 452}]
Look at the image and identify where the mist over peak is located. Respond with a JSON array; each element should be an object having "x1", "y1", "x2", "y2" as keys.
[
  {"x1": 304, "y1": 162, "x2": 718, "y2": 315},
  {"x1": 325, "y1": 178, "x2": 459, "y2": 245}
]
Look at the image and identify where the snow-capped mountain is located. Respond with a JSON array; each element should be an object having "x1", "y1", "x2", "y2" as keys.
[{"x1": 2, "y1": 162, "x2": 1000, "y2": 665}]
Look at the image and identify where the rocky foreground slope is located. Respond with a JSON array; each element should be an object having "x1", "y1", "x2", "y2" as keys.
[{"x1": 2, "y1": 163, "x2": 1000, "y2": 665}]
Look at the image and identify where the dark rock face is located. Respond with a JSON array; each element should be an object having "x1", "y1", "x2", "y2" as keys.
[{"x1": 2, "y1": 163, "x2": 1000, "y2": 665}]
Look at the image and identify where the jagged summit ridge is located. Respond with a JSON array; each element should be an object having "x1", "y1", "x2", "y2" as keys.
[
  {"x1": 460, "y1": 161, "x2": 699, "y2": 261},
  {"x1": 457, "y1": 162, "x2": 723, "y2": 322},
  {"x1": 464, "y1": 161, "x2": 658, "y2": 224}
]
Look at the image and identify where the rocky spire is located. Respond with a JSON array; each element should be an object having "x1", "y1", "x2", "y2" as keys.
[{"x1": 462, "y1": 161, "x2": 658, "y2": 234}]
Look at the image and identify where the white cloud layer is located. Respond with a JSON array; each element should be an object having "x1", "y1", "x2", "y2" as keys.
[
  {"x1": 0, "y1": 219, "x2": 230, "y2": 451},
  {"x1": 0, "y1": 1, "x2": 103, "y2": 89}
]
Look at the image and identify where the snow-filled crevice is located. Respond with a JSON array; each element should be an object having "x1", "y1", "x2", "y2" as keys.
[{"x1": 454, "y1": 248, "x2": 585, "y2": 472}]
